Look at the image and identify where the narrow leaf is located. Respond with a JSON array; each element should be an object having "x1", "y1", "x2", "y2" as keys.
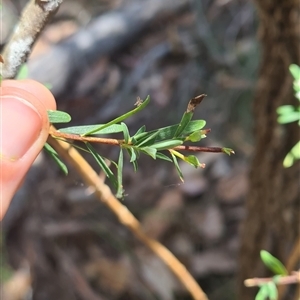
[
  {"x1": 283, "y1": 141, "x2": 300, "y2": 167},
  {"x1": 186, "y1": 131, "x2": 203, "y2": 142},
  {"x1": 121, "y1": 122, "x2": 130, "y2": 143},
  {"x1": 116, "y1": 148, "x2": 124, "y2": 199},
  {"x1": 170, "y1": 151, "x2": 184, "y2": 182},
  {"x1": 277, "y1": 111, "x2": 300, "y2": 124},
  {"x1": 48, "y1": 110, "x2": 71, "y2": 123},
  {"x1": 132, "y1": 132, "x2": 150, "y2": 144},
  {"x1": 132, "y1": 159, "x2": 138, "y2": 172},
  {"x1": 126, "y1": 148, "x2": 139, "y2": 171},
  {"x1": 255, "y1": 285, "x2": 270, "y2": 300},
  {"x1": 174, "y1": 112, "x2": 193, "y2": 137},
  {"x1": 134, "y1": 125, "x2": 146, "y2": 135},
  {"x1": 222, "y1": 148, "x2": 235, "y2": 155},
  {"x1": 260, "y1": 250, "x2": 288, "y2": 275},
  {"x1": 85, "y1": 142, "x2": 118, "y2": 189},
  {"x1": 277, "y1": 105, "x2": 296, "y2": 115},
  {"x1": 141, "y1": 147, "x2": 157, "y2": 159},
  {"x1": 59, "y1": 124, "x2": 124, "y2": 135},
  {"x1": 44, "y1": 142, "x2": 68, "y2": 175},
  {"x1": 152, "y1": 139, "x2": 183, "y2": 151},
  {"x1": 82, "y1": 95, "x2": 150, "y2": 136},
  {"x1": 135, "y1": 130, "x2": 161, "y2": 147},
  {"x1": 266, "y1": 282, "x2": 278, "y2": 300},
  {"x1": 183, "y1": 155, "x2": 204, "y2": 168},
  {"x1": 134, "y1": 120, "x2": 206, "y2": 143},
  {"x1": 126, "y1": 147, "x2": 137, "y2": 163},
  {"x1": 289, "y1": 64, "x2": 300, "y2": 80},
  {"x1": 156, "y1": 152, "x2": 172, "y2": 162}
]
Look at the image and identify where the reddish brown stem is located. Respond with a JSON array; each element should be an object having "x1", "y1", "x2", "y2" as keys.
[
  {"x1": 173, "y1": 145, "x2": 224, "y2": 153},
  {"x1": 49, "y1": 129, "x2": 123, "y2": 145},
  {"x1": 50, "y1": 128, "x2": 226, "y2": 153},
  {"x1": 244, "y1": 271, "x2": 300, "y2": 287}
]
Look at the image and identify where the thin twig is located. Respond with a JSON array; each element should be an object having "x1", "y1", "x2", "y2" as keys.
[
  {"x1": 1, "y1": 0, "x2": 63, "y2": 79},
  {"x1": 174, "y1": 145, "x2": 226, "y2": 153},
  {"x1": 50, "y1": 128, "x2": 228, "y2": 153},
  {"x1": 244, "y1": 271, "x2": 300, "y2": 287},
  {"x1": 50, "y1": 129, "x2": 123, "y2": 146},
  {"x1": 47, "y1": 132, "x2": 208, "y2": 300}
]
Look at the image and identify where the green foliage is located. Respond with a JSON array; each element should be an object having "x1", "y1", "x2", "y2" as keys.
[
  {"x1": 47, "y1": 96, "x2": 233, "y2": 198},
  {"x1": 277, "y1": 64, "x2": 300, "y2": 167},
  {"x1": 81, "y1": 96, "x2": 150, "y2": 136},
  {"x1": 59, "y1": 124, "x2": 124, "y2": 135},
  {"x1": 44, "y1": 143, "x2": 68, "y2": 175},
  {"x1": 254, "y1": 250, "x2": 288, "y2": 300},
  {"x1": 255, "y1": 282, "x2": 278, "y2": 300},
  {"x1": 48, "y1": 110, "x2": 71, "y2": 123},
  {"x1": 260, "y1": 250, "x2": 288, "y2": 275}
]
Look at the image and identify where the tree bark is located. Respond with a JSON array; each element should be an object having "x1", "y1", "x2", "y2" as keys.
[{"x1": 239, "y1": 0, "x2": 300, "y2": 299}]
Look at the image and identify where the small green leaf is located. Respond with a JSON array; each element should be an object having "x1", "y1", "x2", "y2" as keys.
[
  {"x1": 158, "y1": 119, "x2": 206, "y2": 141},
  {"x1": 59, "y1": 124, "x2": 124, "y2": 135},
  {"x1": 277, "y1": 105, "x2": 296, "y2": 115},
  {"x1": 121, "y1": 122, "x2": 130, "y2": 143},
  {"x1": 260, "y1": 250, "x2": 288, "y2": 275},
  {"x1": 266, "y1": 282, "x2": 278, "y2": 300},
  {"x1": 85, "y1": 142, "x2": 118, "y2": 189},
  {"x1": 82, "y1": 95, "x2": 150, "y2": 136},
  {"x1": 132, "y1": 131, "x2": 153, "y2": 144},
  {"x1": 16, "y1": 64, "x2": 29, "y2": 79},
  {"x1": 48, "y1": 110, "x2": 71, "y2": 124},
  {"x1": 255, "y1": 284, "x2": 270, "y2": 300},
  {"x1": 170, "y1": 151, "x2": 184, "y2": 182},
  {"x1": 134, "y1": 120, "x2": 206, "y2": 143},
  {"x1": 174, "y1": 112, "x2": 193, "y2": 137},
  {"x1": 222, "y1": 148, "x2": 235, "y2": 155},
  {"x1": 126, "y1": 148, "x2": 139, "y2": 171},
  {"x1": 126, "y1": 147, "x2": 137, "y2": 163},
  {"x1": 116, "y1": 148, "x2": 124, "y2": 199},
  {"x1": 135, "y1": 130, "x2": 161, "y2": 147},
  {"x1": 277, "y1": 111, "x2": 300, "y2": 124},
  {"x1": 141, "y1": 147, "x2": 157, "y2": 159},
  {"x1": 152, "y1": 139, "x2": 183, "y2": 151},
  {"x1": 283, "y1": 141, "x2": 300, "y2": 167},
  {"x1": 183, "y1": 155, "x2": 203, "y2": 168},
  {"x1": 134, "y1": 125, "x2": 146, "y2": 135},
  {"x1": 186, "y1": 131, "x2": 203, "y2": 142},
  {"x1": 44, "y1": 142, "x2": 68, "y2": 175},
  {"x1": 156, "y1": 152, "x2": 172, "y2": 162},
  {"x1": 132, "y1": 159, "x2": 138, "y2": 172},
  {"x1": 289, "y1": 64, "x2": 300, "y2": 80}
]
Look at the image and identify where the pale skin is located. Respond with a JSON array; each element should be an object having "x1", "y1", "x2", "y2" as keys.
[{"x1": 0, "y1": 80, "x2": 57, "y2": 220}]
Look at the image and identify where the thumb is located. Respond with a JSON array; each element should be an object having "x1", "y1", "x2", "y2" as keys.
[{"x1": 0, "y1": 80, "x2": 56, "y2": 220}]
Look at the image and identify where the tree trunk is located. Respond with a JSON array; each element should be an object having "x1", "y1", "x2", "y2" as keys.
[{"x1": 239, "y1": 1, "x2": 300, "y2": 299}]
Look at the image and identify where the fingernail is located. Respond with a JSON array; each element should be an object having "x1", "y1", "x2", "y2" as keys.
[{"x1": 1, "y1": 96, "x2": 42, "y2": 161}]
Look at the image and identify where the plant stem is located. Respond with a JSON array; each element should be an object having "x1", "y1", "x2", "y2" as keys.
[
  {"x1": 244, "y1": 271, "x2": 300, "y2": 287},
  {"x1": 50, "y1": 128, "x2": 226, "y2": 153}
]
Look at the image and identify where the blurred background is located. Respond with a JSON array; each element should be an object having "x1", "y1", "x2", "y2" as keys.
[{"x1": 1, "y1": 0, "x2": 299, "y2": 299}]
